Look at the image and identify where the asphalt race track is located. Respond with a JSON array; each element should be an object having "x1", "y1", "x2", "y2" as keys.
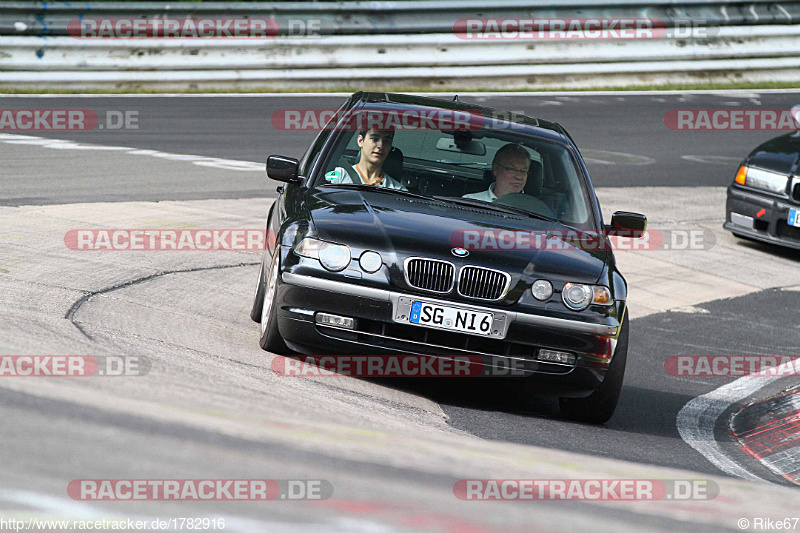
[
  {"x1": 1, "y1": 92, "x2": 800, "y2": 532},
  {"x1": 2, "y1": 91, "x2": 800, "y2": 205}
]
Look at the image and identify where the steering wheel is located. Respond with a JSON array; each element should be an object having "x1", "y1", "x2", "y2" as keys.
[{"x1": 494, "y1": 193, "x2": 555, "y2": 219}]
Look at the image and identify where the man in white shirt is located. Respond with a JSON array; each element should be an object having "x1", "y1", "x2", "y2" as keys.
[
  {"x1": 324, "y1": 128, "x2": 407, "y2": 190},
  {"x1": 463, "y1": 143, "x2": 531, "y2": 201}
]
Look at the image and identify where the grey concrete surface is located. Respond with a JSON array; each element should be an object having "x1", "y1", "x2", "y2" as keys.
[{"x1": 2, "y1": 99, "x2": 800, "y2": 531}]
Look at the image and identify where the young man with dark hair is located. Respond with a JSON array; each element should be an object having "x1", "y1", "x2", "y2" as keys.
[{"x1": 325, "y1": 128, "x2": 406, "y2": 190}]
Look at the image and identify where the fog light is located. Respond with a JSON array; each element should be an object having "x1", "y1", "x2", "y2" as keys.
[
  {"x1": 315, "y1": 313, "x2": 355, "y2": 329},
  {"x1": 359, "y1": 251, "x2": 382, "y2": 273},
  {"x1": 531, "y1": 279, "x2": 553, "y2": 301},
  {"x1": 318, "y1": 242, "x2": 351, "y2": 272},
  {"x1": 537, "y1": 349, "x2": 576, "y2": 365}
]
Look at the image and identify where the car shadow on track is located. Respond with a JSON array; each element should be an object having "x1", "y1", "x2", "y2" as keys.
[
  {"x1": 603, "y1": 385, "x2": 699, "y2": 437},
  {"x1": 372, "y1": 376, "x2": 560, "y2": 418},
  {"x1": 274, "y1": 351, "x2": 697, "y2": 435},
  {"x1": 731, "y1": 235, "x2": 800, "y2": 262},
  {"x1": 370, "y1": 377, "x2": 698, "y2": 439}
]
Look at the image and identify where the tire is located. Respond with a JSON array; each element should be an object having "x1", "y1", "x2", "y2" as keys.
[
  {"x1": 258, "y1": 249, "x2": 288, "y2": 353},
  {"x1": 252, "y1": 207, "x2": 275, "y2": 322},
  {"x1": 250, "y1": 256, "x2": 266, "y2": 322},
  {"x1": 559, "y1": 315, "x2": 629, "y2": 424}
]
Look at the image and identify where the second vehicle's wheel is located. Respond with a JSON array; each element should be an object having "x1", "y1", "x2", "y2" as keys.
[
  {"x1": 559, "y1": 315, "x2": 629, "y2": 424},
  {"x1": 250, "y1": 257, "x2": 266, "y2": 323},
  {"x1": 259, "y1": 250, "x2": 288, "y2": 353}
]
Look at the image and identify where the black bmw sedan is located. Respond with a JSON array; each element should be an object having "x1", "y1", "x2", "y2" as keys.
[
  {"x1": 251, "y1": 92, "x2": 646, "y2": 423},
  {"x1": 724, "y1": 109, "x2": 800, "y2": 250}
]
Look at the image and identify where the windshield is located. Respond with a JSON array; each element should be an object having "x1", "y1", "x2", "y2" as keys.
[{"x1": 314, "y1": 107, "x2": 595, "y2": 230}]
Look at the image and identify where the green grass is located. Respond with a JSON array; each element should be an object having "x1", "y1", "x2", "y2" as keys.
[{"x1": 1, "y1": 80, "x2": 799, "y2": 95}]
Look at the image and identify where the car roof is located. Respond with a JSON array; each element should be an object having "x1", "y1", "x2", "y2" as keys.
[{"x1": 350, "y1": 91, "x2": 570, "y2": 143}]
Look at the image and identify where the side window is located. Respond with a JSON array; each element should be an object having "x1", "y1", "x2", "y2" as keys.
[
  {"x1": 298, "y1": 101, "x2": 349, "y2": 177},
  {"x1": 298, "y1": 129, "x2": 330, "y2": 177}
]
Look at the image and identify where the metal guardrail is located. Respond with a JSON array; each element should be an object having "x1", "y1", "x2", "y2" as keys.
[
  {"x1": 1, "y1": 1, "x2": 800, "y2": 88},
  {"x1": 4, "y1": 26, "x2": 800, "y2": 71},
  {"x1": 2, "y1": 0, "x2": 800, "y2": 36}
]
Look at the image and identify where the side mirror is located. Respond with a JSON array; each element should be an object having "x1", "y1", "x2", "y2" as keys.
[
  {"x1": 266, "y1": 155, "x2": 302, "y2": 183},
  {"x1": 605, "y1": 211, "x2": 647, "y2": 239}
]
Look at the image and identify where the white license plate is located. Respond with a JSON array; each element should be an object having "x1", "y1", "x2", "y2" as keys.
[
  {"x1": 789, "y1": 209, "x2": 800, "y2": 228},
  {"x1": 409, "y1": 301, "x2": 493, "y2": 335}
]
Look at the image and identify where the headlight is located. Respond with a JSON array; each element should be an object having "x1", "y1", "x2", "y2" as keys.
[
  {"x1": 531, "y1": 279, "x2": 553, "y2": 301},
  {"x1": 562, "y1": 283, "x2": 593, "y2": 310},
  {"x1": 561, "y1": 283, "x2": 613, "y2": 310},
  {"x1": 735, "y1": 165, "x2": 788, "y2": 195},
  {"x1": 318, "y1": 242, "x2": 351, "y2": 271},
  {"x1": 294, "y1": 238, "x2": 351, "y2": 272},
  {"x1": 294, "y1": 237, "x2": 322, "y2": 258}
]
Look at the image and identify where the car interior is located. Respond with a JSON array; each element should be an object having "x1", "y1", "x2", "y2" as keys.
[{"x1": 319, "y1": 125, "x2": 591, "y2": 227}]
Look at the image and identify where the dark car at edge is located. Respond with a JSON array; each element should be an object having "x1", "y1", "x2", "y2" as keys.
[{"x1": 724, "y1": 110, "x2": 800, "y2": 250}]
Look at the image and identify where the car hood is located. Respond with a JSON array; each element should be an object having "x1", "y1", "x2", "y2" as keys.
[
  {"x1": 747, "y1": 132, "x2": 800, "y2": 175},
  {"x1": 307, "y1": 188, "x2": 609, "y2": 284}
]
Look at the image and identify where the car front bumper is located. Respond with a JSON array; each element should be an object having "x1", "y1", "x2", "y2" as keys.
[
  {"x1": 275, "y1": 270, "x2": 624, "y2": 398},
  {"x1": 725, "y1": 185, "x2": 800, "y2": 250}
]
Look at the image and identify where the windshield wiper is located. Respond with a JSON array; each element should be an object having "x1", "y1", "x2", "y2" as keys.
[
  {"x1": 324, "y1": 183, "x2": 436, "y2": 202},
  {"x1": 434, "y1": 196, "x2": 565, "y2": 225},
  {"x1": 324, "y1": 184, "x2": 580, "y2": 230},
  {"x1": 434, "y1": 161, "x2": 489, "y2": 168}
]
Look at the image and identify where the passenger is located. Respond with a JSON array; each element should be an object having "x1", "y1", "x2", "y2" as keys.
[
  {"x1": 324, "y1": 128, "x2": 406, "y2": 190},
  {"x1": 463, "y1": 143, "x2": 530, "y2": 201}
]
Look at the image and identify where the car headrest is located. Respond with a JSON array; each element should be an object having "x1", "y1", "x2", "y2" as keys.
[
  {"x1": 482, "y1": 168, "x2": 495, "y2": 189},
  {"x1": 384, "y1": 147, "x2": 404, "y2": 180},
  {"x1": 524, "y1": 159, "x2": 543, "y2": 197}
]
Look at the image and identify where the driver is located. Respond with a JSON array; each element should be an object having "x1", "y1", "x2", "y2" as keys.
[
  {"x1": 462, "y1": 143, "x2": 530, "y2": 201},
  {"x1": 324, "y1": 128, "x2": 407, "y2": 190}
]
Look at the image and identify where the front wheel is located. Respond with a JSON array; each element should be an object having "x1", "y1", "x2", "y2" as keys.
[
  {"x1": 250, "y1": 257, "x2": 266, "y2": 322},
  {"x1": 259, "y1": 250, "x2": 288, "y2": 353},
  {"x1": 559, "y1": 316, "x2": 629, "y2": 424}
]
